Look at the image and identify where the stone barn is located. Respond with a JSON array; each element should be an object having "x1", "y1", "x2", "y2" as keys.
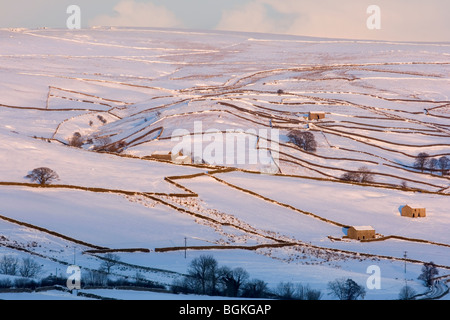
[
  {"x1": 308, "y1": 112, "x2": 326, "y2": 120},
  {"x1": 347, "y1": 226, "x2": 375, "y2": 240},
  {"x1": 173, "y1": 155, "x2": 192, "y2": 165},
  {"x1": 401, "y1": 205, "x2": 426, "y2": 218},
  {"x1": 149, "y1": 151, "x2": 182, "y2": 161}
]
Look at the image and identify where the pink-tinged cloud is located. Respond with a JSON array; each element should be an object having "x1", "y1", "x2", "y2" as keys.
[
  {"x1": 90, "y1": 0, "x2": 182, "y2": 28},
  {"x1": 215, "y1": 0, "x2": 450, "y2": 42}
]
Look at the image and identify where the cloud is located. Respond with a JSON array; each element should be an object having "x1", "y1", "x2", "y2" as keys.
[
  {"x1": 215, "y1": 0, "x2": 370, "y2": 38},
  {"x1": 216, "y1": 2, "x2": 282, "y2": 34},
  {"x1": 89, "y1": 0, "x2": 182, "y2": 28},
  {"x1": 215, "y1": 0, "x2": 450, "y2": 41}
]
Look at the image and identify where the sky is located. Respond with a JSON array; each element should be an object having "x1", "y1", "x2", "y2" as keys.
[{"x1": 0, "y1": 0, "x2": 449, "y2": 41}]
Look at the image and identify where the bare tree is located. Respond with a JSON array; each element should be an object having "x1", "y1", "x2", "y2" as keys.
[
  {"x1": 97, "y1": 115, "x2": 108, "y2": 124},
  {"x1": 219, "y1": 266, "x2": 249, "y2": 297},
  {"x1": 297, "y1": 284, "x2": 322, "y2": 300},
  {"x1": 358, "y1": 166, "x2": 375, "y2": 183},
  {"x1": 85, "y1": 269, "x2": 108, "y2": 286},
  {"x1": 187, "y1": 254, "x2": 219, "y2": 295},
  {"x1": 418, "y1": 261, "x2": 439, "y2": 287},
  {"x1": 428, "y1": 158, "x2": 438, "y2": 174},
  {"x1": 0, "y1": 278, "x2": 12, "y2": 288},
  {"x1": 276, "y1": 282, "x2": 322, "y2": 300},
  {"x1": 134, "y1": 272, "x2": 147, "y2": 285},
  {"x1": 288, "y1": 130, "x2": 317, "y2": 152},
  {"x1": 438, "y1": 156, "x2": 449, "y2": 176},
  {"x1": 398, "y1": 285, "x2": 417, "y2": 300},
  {"x1": 0, "y1": 255, "x2": 19, "y2": 275},
  {"x1": 170, "y1": 278, "x2": 186, "y2": 294},
  {"x1": 241, "y1": 279, "x2": 268, "y2": 298},
  {"x1": 105, "y1": 141, "x2": 127, "y2": 153},
  {"x1": 25, "y1": 167, "x2": 59, "y2": 185},
  {"x1": 19, "y1": 257, "x2": 42, "y2": 278},
  {"x1": 276, "y1": 281, "x2": 296, "y2": 300},
  {"x1": 328, "y1": 278, "x2": 366, "y2": 300},
  {"x1": 340, "y1": 171, "x2": 360, "y2": 182},
  {"x1": 68, "y1": 132, "x2": 84, "y2": 148},
  {"x1": 94, "y1": 136, "x2": 112, "y2": 148},
  {"x1": 400, "y1": 181, "x2": 408, "y2": 190},
  {"x1": 341, "y1": 166, "x2": 374, "y2": 183},
  {"x1": 100, "y1": 253, "x2": 121, "y2": 274},
  {"x1": 413, "y1": 152, "x2": 430, "y2": 172}
]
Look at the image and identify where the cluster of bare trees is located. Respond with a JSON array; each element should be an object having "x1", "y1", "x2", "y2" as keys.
[
  {"x1": 171, "y1": 255, "x2": 260, "y2": 298},
  {"x1": 414, "y1": 153, "x2": 449, "y2": 175},
  {"x1": 340, "y1": 166, "x2": 375, "y2": 183},
  {"x1": 81, "y1": 253, "x2": 160, "y2": 289},
  {"x1": 97, "y1": 115, "x2": 108, "y2": 124},
  {"x1": 99, "y1": 253, "x2": 121, "y2": 274},
  {"x1": 288, "y1": 130, "x2": 317, "y2": 152},
  {"x1": 68, "y1": 132, "x2": 126, "y2": 153},
  {"x1": 418, "y1": 261, "x2": 439, "y2": 287},
  {"x1": 68, "y1": 132, "x2": 84, "y2": 147},
  {"x1": 84, "y1": 269, "x2": 109, "y2": 287},
  {"x1": 398, "y1": 285, "x2": 417, "y2": 300},
  {"x1": 0, "y1": 256, "x2": 42, "y2": 278},
  {"x1": 399, "y1": 261, "x2": 440, "y2": 300},
  {"x1": 0, "y1": 253, "x2": 164, "y2": 291},
  {"x1": 96, "y1": 140, "x2": 127, "y2": 153},
  {"x1": 280, "y1": 262, "x2": 439, "y2": 300},
  {"x1": 171, "y1": 255, "x2": 323, "y2": 299},
  {"x1": 83, "y1": 253, "x2": 121, "y2": 286},
  {"x1": 276, "y1": 282, "x2": 322, "y2": 300},
  {"x1": 172, "y1": 256, "x2": 444, "y2": 300},
  {"x1": 327, "y1": 278, "x2": 366, "y2": 300}
]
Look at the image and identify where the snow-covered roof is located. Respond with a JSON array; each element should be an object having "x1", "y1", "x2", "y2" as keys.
[
  {"x1": 151, "y1": 151, "x2": 170, "y2": 155},
  {"x1": 404, "y1": 205, "x2": 425, "y2": 209},
  {"x1": 350, "y1": 226, "x2": 374, "y2": 231}
]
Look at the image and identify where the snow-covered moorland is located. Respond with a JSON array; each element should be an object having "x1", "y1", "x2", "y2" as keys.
[{"x1": 0, "y1": 27, "x2": 449, "y2": 300}]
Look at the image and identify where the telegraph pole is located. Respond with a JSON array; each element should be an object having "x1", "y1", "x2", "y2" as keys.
[
  {"x1": 404, "y1": 251, "x2": 408, "y2": 287},
  {"x1": 184, "y1": 237, "x2": 187, "y2": 259}
]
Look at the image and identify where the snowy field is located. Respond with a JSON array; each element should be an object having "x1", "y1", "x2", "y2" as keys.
[{"x1": 0, "y1": 27, "x2": 449, "y2": 300}]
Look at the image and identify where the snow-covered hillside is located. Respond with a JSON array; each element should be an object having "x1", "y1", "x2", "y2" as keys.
[{"x1": 0, "y1": 27, "x2": 449, "y2": 300}]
